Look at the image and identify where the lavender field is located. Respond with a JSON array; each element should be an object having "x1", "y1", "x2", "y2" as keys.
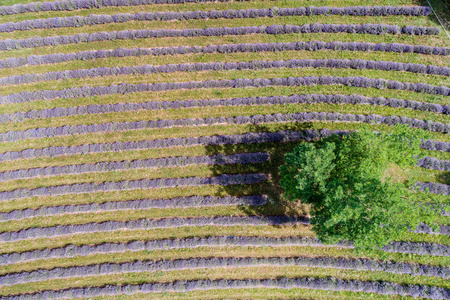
[{"x1": 0, "y1": 0, "x2": 449, "y2": 299}]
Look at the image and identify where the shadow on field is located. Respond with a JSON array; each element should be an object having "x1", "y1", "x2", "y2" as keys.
[
  {"x1": 436, "y1": 171, "x2": 450, "y2": 185},
  {"x1": 204, "y1": 122, "x2": 315, "y2": 218},
  {"x1": 418, "y1": 0, "x2": 450, "y2": 30}
]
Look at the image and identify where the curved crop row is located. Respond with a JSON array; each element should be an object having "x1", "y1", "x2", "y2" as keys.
[
  {"x1": 0, "y1": 152, "x2": 269, "y2": 182},
  {"x1": 0, "y1": 6, "x2": 432, "y2": 33},
  {"x1": 3, "y1": 41, "x2": 447, "y2": 69},
  {"x1": 2, "y1": 112, "x2": 449, "y2": 144},
  {"x1": 2, "y1": 255, "x2": 448, "y2": 287},
  {"x1": 0, "y1": 236, "x2": 336, "y2": 266},
  {"x1": 0, "y1": 213, "x2": 445, "y2": 242},
  {"x1": 0, "y1": 153, "x2": 445, "y2": 184},
  {"x1": 416, "y1": 182, "x2": 450, "y2": 196},
  {"x1": 417, "y1": 157, "x2": 450, "y2": 171},
  {"x1": 0, "y1": 0, "x2": 432, "y2": 16},
  {"x1": 3, "y1": 76, "x2": 448, "y2": 105},
  {"x1": 0, "y1": 0, "x2": 249, "y2": 16},
  {"x1": 0, "y1": 173, "x2": 266, "y2": 202},
  {"x1": 1, "y1": 130, "x2": 448, "y2": 163},
  {"x1": 3, "y1": 58, "x2": 449, "y2": 86},
  {"x1": 0, "y1": 195, "x2": 267, "y2": 222},
  {"x1": 2, "y1": 236, "x2": 447, "y2": 268},
  {"x1": 0, "y1": 24, "x2": 441, "y2": 51},
  {"x1": 0, "y1": 215, "x2": 305, "y2": 243},
  {"x1": 2, "y1": 93, "x2": 448, "y2": 125},
  {"x1": 2, "y1": 277, "x2": 449, "y2": 300},
  {"x1": 0, "y1": 129, "x2": 343, "y2": 162}
]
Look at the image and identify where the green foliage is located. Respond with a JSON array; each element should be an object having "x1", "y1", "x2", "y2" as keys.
[{"x1": 279, "y1": 125, "x2": 440, "y2": 251}]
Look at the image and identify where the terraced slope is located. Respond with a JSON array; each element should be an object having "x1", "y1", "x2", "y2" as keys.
[{"x1": 0, "y1": 0, "x2": 449, "y2": 299}]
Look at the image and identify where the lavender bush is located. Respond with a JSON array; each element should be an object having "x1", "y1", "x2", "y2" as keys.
[
  {"x1": 416, "y1": 182, "x2": 450, "y2": 196},
  {"x1": 0, "y1": 6, "x2": 432, "y2": 33},
  {"x1": 2, "y1": 111, "x2": 448, "y2": 144},
  {"x1": 0, "y1": 173, "x2": 266, "y2": 202},
  {"x1": 0, "y1": 215, "x2": 304, "y2": 243},
  {"x1": 1, "y1": 254, "x2": 448, "y2": 286},
  {"x1": 2, "y1": 93, "x2": 448, "y2": 125},
  {"x1": 3, "y1": 58, "x2": 448, "y2": 86},
  {"x1": 2, "y1": 76, "x2": 448, "y2": 105},
  {"x1": 417, "y1": 157, "x2": 450, "y2": 171},
  {"x1": 2, "y1": 41, "x2": 447, "y2": 69},
  {"x1": 0, "y1": 152, "x2": 269, "y2": 181},
  {"x1": 1, "y1": 277, "x2": 448, "y2": 300},
  {"x1": 412, "y1": 223, "x2": 450, "y2": 235},
  {"x1": 0, "y1": 195, "x2": 267, "y2": 222},
  {"x1": 0, "y1": 24, "x2": 440, "y2": 51},
  {"x1": 383, "y1": 241, "x2": 450, "y2": 256},
  {"x1": 421, "y1": 140, "x2": 450, "y2": 152}
]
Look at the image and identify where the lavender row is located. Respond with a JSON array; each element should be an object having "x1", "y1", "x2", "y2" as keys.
[
  {"x1": 416, "y1": 182, "x2": 450, "y2": 196},
  {"x1": 0, "y1": 128, "x2": 445, "y2": 164},
  {"x1": 412, "y1": 224, "x2": 450, "y2": 236},
  {"x1": 421, "y1": 140, "x2": 450, "y2": 152},
  {"x1": 2, "y1": 93, "x2": 449, "y2": 125},
  {"x1": 0, "y1": 196, "x2": 448, "y2": 225},
  {"x1": 0, "y1": 152, "x2": 445, "y2": 184},
  {"x1": 2, "y1": 236, "x2": 447, "y2": 269},
  {"x1": 417, "y1": 157, "x2": 450, "y2": 171},
  {"x1": 2, "y1": 112, "x2": 449, "y2": 144},
  {"x1": 0, "y1": 0, "x2": 432, "y2": 16},
  {"x1": 0, "y1": 195, "x2": 267, "y2": 222},
  {"x1": 0, "y1": 213, "x2": 446, "y2": 243},
  {"x1": 3, "y1": 76, "x2": 449, "y2": 105},
  {"x1": 0, "y1": 130, "x2": 341, "y2": 162},
  {"x1": 1, "y1": 130, "x2": 448, "y2": 164},
  {"x1": 3, "y1": 278, "x2": 449, "y2": 300},
  {"x1": 0, "y1": 152, "x2": 269, "y2": 182},
  {"x1": 0, "y1": 0, "x2": 246, "y2": 16},
  {"x1": 0, "y1": 236, "x2": 349, "y2": 266},
  {"x1": 0, "y1": 24, "x2": 441, "y2": 51},
  {"x1": 3, "y1": 58, "x2": 449, "y2": 87},
  {"x1": 2, "y1": 255, "x2": 449, "y2": 287},
  {"x1": 0, "y1": 173, "x2": 266, "y2": 202},
  {"x1": 0, "y1": 215, "x2": 304, "y2": 243},
  {"x1": 382, "y1": 241, "x2": 450, "y2": 256},
  {"x1": 0, "y1": 6, "x2": 431, "y2": 33},
  {"x1": 3, "y1": 41, "x2": 448, "y2": 70}
]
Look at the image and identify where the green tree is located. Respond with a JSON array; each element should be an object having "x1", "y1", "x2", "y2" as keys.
[{"x1": 279, "y1": 125, "x2": 439, "y2": 251}]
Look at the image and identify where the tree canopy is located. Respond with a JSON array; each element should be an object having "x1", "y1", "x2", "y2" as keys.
[{"x1": 279, "y1": 125, "x2": 440, "y2": 251}]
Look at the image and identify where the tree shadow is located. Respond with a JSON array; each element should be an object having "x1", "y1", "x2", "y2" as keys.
[
  {"x1": 204, "y1": 121, "x2": 317, "y2": 218},
  {"x1": 436, "y1": 171, "x2": 450, "y2": 185},
  {"x1": 417, "y1": 0, "x2": 449, "y2": 31}
]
